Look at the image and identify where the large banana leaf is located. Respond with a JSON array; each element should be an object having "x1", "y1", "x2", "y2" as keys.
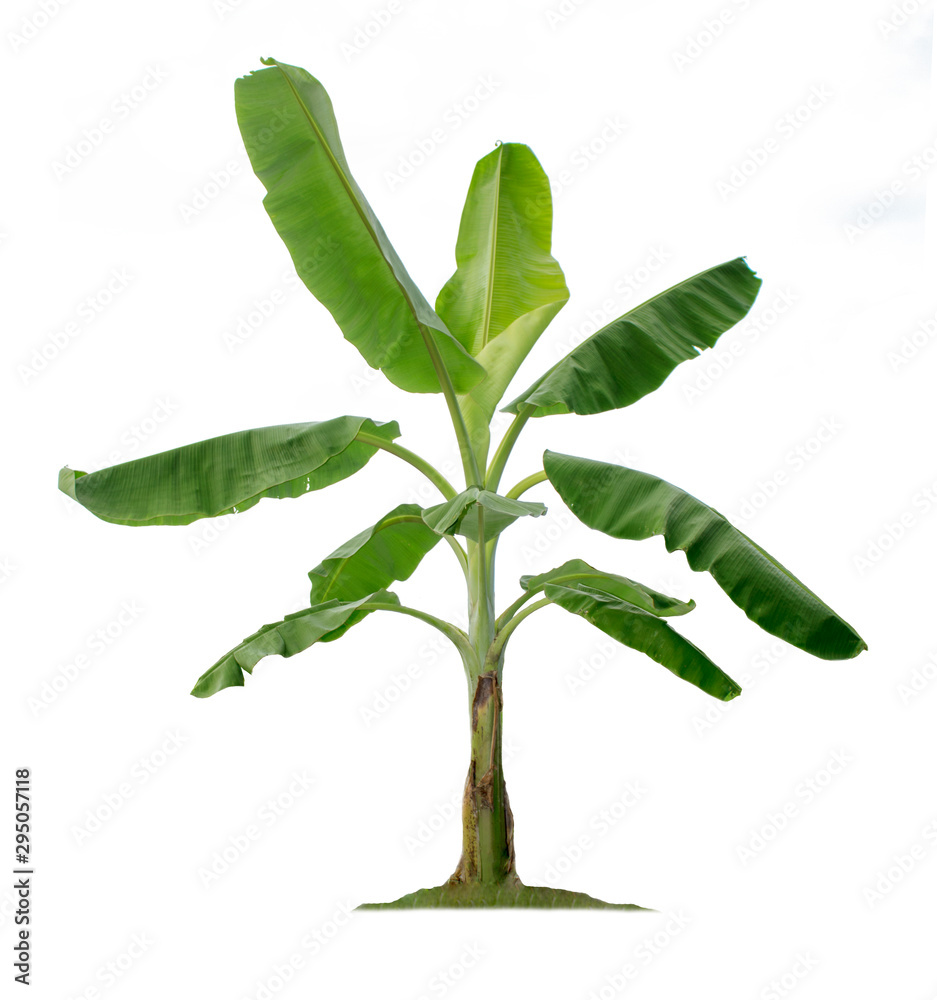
[
  {"x1": 308, "y1": 504, "x2": 441, "y2": 604},
  {"x1": 504, "y1": 258, "x2": 761, "y2": 416},
  {"x1": 235, "y1": 58, "x2": 484, "y2": 395},
  {"x1": 544, "y1": 451, "x2": 867, "y2": 660},
  {"x1": 520, "y1": 558, "x2": 695, "y2": 617},
  {"x1": 191, "y1": 590, "x2": 396, "y2": 697},
  {"x1": 422, "y1": 487, "x2": 546, "y2": 542},
  {"x1": 58, "y1": 416, "x2": 399, "y2": 527},
  {"x1": 540, "y1": 579, "x2": 741, "y2": 701},
  {"x1": 435, "y1": 142, "x2": 569, "y2": 457}
]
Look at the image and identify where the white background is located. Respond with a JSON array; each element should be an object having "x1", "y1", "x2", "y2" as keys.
[{"x1": 4, "y1": 0, "x2": 936, "y2": 997}]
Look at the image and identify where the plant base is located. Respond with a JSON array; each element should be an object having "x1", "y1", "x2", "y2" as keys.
[{"x1": 356, "y1": 878, "x2": 653, "y2": 910}]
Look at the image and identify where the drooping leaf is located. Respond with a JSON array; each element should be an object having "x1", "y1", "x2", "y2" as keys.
[
  {"x1": 544, "y1": 451, "x2": 867, "y2": 660},
  {"x1": 435, "y1": 142, "x2": 569, "y2": 459},
  {"x1": 308, "y1": 504, "x2": 442, "y2": 604},
  {"x1": 234, "y1": 58, "x2": 484, "y2": 395},
  {"x1": 58, "y1": 416, "x2": 399, "y2": 527},
  {"x1": 520, "y1": 558, "x2": 695, "y2": 617},
  {"x1": 191, "y1": 590, "x2": 398, "y2": 697},
  {"x1": 541, "y1": 580, "x2": 740, "y2": 701},
  {"x1": 422, "y1": 487, "x2": 546, "y2": 541},
  {"x1": 504, "y1": 258, "x2": 761, "y2": 416}
]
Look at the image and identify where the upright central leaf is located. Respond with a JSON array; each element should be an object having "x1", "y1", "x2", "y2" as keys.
[
  {"x1": 436, "y1": 142, "x2": 569, "y2": 459},
  {"x1": 437, "y1": 142, "x2": 569, "y2": 356},
  {"x1": 235, "y1": 58, "x2": 484, "y2": 395}
]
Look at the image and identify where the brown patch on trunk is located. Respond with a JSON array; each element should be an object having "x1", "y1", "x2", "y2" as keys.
[
  {"x1": 474, "y1": 671, "x2": 501, "y2": 809},
  {"x1": 476, "y1": 768, "x2": 494, "y2": 809},
  {"x1": 471, "y1": 671, "x2": 498, "y2": 729},
  {"x1": 503, "y1": 781, "x2": 516, "y2": 874},
  {"x1": 449, "y1": 761, "x2": 480, "y2": 883}
]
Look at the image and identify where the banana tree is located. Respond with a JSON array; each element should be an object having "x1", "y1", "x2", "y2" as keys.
[{"x1": 58, "y1": 58, "x2": 867, "y2": 909}]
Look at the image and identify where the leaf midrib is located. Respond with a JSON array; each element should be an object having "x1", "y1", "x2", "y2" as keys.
[{"x1": 479, "y1": 145, "x2": 503, "y2": 353}]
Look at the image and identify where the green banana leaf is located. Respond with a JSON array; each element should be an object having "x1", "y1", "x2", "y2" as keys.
[
  {"x1": 540, "y1": 579, "x2": 741, "y2": 701},
  {"x1": 308, "y1": 503, "x2": 442, "y2": 604},
  {"x1": 58, "y1": 416, "x2": 399, "y2": 527},
  {"x1": 504, "y1": 258, "x2": 761, "y2": 416},
  {"x1": 520, "y1": 558, "x2": 695, "y2": 617},
  {"x1": 422, "y1": 487, "x2": 546, "y2": 542},
  {"x1": 191, "y1": 590, "x2": 397, "y2": 697},
  {"x1": 234, "y1": 58, "x2": 483, "y2": 395},
  {"x1": 436, "y1": 142, "x2": 569, "y2": 458},
  {"x1": 544, "y1": 451, "x2": 867, "y2": 660}
]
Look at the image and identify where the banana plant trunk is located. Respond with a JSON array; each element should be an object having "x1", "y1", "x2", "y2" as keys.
[
  {"x1": 448, "y1": 527, "x2": 518, "y2": 886},
  {"x1": 449, "y1": 666, "x2": 516, "y2": 883}
]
